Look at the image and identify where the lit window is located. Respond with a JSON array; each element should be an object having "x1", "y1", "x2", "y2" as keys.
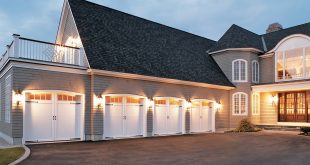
[
  {"x1": 252, "y1": 60, "x2": 259, "y2": 83},
  {"x1": 276, "y1": 46, "x2": 310, "y2": 81},
  {"x1": 232, "y1": 59, "x2": 247, "y2": 82},
  {"x1": 252, "y1": 93, "x2": 260, "y2": 115},
  {"x1": 233, "y1": 92, "x2": 248, "y2": 115},
  {"x1": 5, "y1": 75, "x2": 11, "y2": 123}
]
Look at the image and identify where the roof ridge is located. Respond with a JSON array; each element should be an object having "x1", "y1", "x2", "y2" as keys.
[
  {"x1": 262, "y1": 22, "x2": 310, "y2": 36},
  {"x1": 68, "y1": 0, "x2": 215, "y2": 43},
  {"x1": 231, "y1": 24, "x2": 260, "y2": 36}
]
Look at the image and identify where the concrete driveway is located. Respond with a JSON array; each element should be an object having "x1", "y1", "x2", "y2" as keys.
[{"x1": 21, "y1": 132, "x2": 310, "y2": 165}]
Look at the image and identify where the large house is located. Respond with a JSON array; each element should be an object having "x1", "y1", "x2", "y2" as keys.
[{"x1": 1, "y1": 0, "x2": 310, "y2": 145}]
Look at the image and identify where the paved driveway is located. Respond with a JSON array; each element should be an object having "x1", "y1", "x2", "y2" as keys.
[{"x1": 21, "y1": 132, "x2": 310, "y2": 165}]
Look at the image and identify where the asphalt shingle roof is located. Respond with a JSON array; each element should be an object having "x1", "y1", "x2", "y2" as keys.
[
  {"x1": 68, "y1": 0, "x2": 233, "y2": 87},
  {"x1": 210, "y1": 23, "x2": 310, "y2": 53},
  {"x1": 210, "y1": 24, "x2": 264, "y2": 53},
  {"x1": 262, "y1": 22, "x2": 310, "y2": 51}
]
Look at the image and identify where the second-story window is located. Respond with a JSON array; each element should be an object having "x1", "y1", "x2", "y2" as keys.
[
  {"x1": 252, "y1": 60, "x2": 259, "y2": 83},
  {"x1": 232, "y1": 59, "x2": 247, "y2": 82}
]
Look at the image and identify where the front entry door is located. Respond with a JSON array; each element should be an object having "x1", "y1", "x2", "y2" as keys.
[{"x1": 278, "y1": 92, "x2": 307, "y2": 122}]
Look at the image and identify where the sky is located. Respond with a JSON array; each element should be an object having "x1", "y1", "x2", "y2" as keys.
[{"x1": 0, "y1": 0, "x2": 309, "y2": 53}]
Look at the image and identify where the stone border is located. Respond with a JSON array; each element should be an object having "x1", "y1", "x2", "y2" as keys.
[{"x1": 8, "y1": 145, "x2": 30, "y2": 165}]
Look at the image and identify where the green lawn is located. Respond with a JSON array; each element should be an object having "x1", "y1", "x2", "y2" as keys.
[{"x1": 0, "y1": 147, "x2": 25, "y2": 165}]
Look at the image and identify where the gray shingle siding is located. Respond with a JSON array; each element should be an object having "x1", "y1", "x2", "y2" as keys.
[
  {"x1": 0, "y1": 68, "x2": 13, "y2": 138},
  {"x1": 212, "y1": 50, "x2": 259, "y2": 128},
  {"x1": 92, "y1": 74, "x2": 230, "y2": 134},
  {"x1": 260, "y1": 56, "x2": 275, "y2": 84},
  {"x1": 11, "y1": 66, "x2": 91, "y2": 138}
]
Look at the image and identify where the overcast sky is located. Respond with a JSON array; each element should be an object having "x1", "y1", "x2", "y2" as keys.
[{"x1": 0, "y1": 0, "x2": 309, "y2": 53}]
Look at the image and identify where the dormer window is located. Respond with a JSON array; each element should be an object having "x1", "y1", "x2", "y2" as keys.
[
  {"x1": 276, "y1": 47, "x2": 310, "y2": 81},
  {"x1": 275, "y1": 34, "x2": 310, "y2": 82},
  {"x1": 232, "y1": 59, "x2": 247, "y2": 82}
]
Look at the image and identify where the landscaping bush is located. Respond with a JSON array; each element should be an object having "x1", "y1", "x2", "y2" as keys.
[
  {"x1": 235, "y1": 119, "x2": 257, "y2": 132},
  {"x1": 300, "y1": 127, "x2": 310, "y2": 135}
]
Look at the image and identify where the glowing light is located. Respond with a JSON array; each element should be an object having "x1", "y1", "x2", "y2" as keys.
[{"x1": 214, "y1": 102, "x2": 222, "y2": 111}]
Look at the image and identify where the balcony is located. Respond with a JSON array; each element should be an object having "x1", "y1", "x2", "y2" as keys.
[{"x1": 0, "y1": 34, "x2": 85, "y2": 68}]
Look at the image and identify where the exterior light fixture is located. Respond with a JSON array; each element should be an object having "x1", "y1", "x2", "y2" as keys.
[
  {"x1": 186, "y1": 100, "x2": 192, "y2": 111},
  {"x1": 147, "y1": 98, "x2": 154, "y2": 111},
  {"x1": 96, "y1": 95, "x2": 104, "y2": 108},
  {"x1": 214, "y1": 101, "x2": 222, "y2": 111},
  {"x1": 15, "y1": 90, "x2": 23, "y2": 106},
  {"x1": 270, "y1": 95, "x2": 278, "y2": 106}
]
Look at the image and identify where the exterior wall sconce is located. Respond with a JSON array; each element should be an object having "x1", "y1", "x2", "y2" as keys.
[
  {"x1": 95, "y1": 95, "x2": 104, "y2": 108},
  {"x1": 185, "y1": 100, "x2": 192, "y2": 111},
  {"x1": 270, "y1": 95, "x2": 278, "y2": 106},
  {"x1": 147, "y1": 98, "x2": 154, "y2": 111},
  {"x1": 14, "y1": 90, "x2": 23, "y2": 106},
  {"x1": 214, "y1": 101, "x2": 222, "y2": 111}
]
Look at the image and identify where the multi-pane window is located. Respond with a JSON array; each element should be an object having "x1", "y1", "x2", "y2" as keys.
[
  {"x1": 4, "y1": 75, "x2": 11, "y2": 123},
  {"x1": 252, "y1": 93, "x2": 260, "y2": 115},
  {"x1": 252, "y1": 60, "x2": 259, "y2": 83},
  {"x1": 276, "y1": 46, "x2": 310, "y2": 81},
  {"x1": 233, "y1": 92, "x2": 248, "y2": 115},
  {"x1": 232, "y1": 59, "x2": 247, "y2": 82}
]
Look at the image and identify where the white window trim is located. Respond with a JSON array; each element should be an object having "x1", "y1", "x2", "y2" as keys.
[
  {"x1": 232, "y1": 59, "x2": 248, "y2": 82},
  {"x1": 252, "y1": 60, "x2": 259, "y2": 83},
  {"x1": 252, "y1": 93, "x2": 260, "y2": 115},
  {"x1": 232, "y1": 92, "x2": 248, "y2": 116},
  {"x1": 4, "y1": 74, "x2": 11, "y2": 123}
]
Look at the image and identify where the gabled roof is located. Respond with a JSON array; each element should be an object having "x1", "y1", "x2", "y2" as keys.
[
  {"x1": 210, "y1": 24, "x2": 264, "y2": 53},
  {"x1": 67, "y1": 0, "x2": 234, "y2": 87},
  {"x1": 210, "y1": 22, "x2": 310, "y2": 54},
  {"x1": 262, "y1": 22, "x2": 310, "y2": 51}
]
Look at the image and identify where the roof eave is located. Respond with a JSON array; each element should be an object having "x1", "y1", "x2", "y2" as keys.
[
  {"x1": 209, "y1": 48, "x2": 263, "y2": 55},
  {"x1": 88, "y1": 69, "x2": 235, "y2": 90}
]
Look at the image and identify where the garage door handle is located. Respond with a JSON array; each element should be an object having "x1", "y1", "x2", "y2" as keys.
[
  {"x1": 70, "y1": 102, "x2": 81, "y2": 105},
  {"x1": 26, "y1": 101, "x2": 39, "y2": 103}
]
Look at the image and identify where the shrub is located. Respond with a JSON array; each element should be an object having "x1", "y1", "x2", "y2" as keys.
[
  {"x1": 300, "y1": 127, "x2": 310, "y2": 135},
  {"x1": 235, "y1": 119, "x2": 257, "y2": 132}
]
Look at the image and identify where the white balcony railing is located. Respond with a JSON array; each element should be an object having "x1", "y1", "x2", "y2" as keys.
[{"x1": 0, "y1": 34, "x2": 84, "y2": 68}]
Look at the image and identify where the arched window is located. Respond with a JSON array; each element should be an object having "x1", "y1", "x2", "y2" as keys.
[
  {"x1": 232, "y1": 92, "x2": 248, "y2": 115},
  {"x1": 232, "y1": 59, "x2": 247, "y2": 82},
  {"x1": 252, "y1": 60, "x2": 259, "y2": 83},
  {"x1": 252, "y1": 93, "x2": 260, "y2": 115}
]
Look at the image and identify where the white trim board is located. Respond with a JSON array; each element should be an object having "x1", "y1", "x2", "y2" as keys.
[
  {"x1": 252, "y1": 81, "x2": 310, "y2": 92},
  {"x1": 89, "y1": 69, "x2": 235, "y2": 90},
  {"x1": 209, "y1": 48, "x2": 263, "y2": 55}
]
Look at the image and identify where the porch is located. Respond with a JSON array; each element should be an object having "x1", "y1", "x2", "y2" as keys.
[
  {"x1": 0, "y1": 34, "x2": 85, "y2": 69},
  {"x1": 252, "y1": 81, "x2": 310, "y2": 127}
]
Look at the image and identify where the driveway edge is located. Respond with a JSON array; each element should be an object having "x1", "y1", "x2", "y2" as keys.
[{"x1": 9, "y1": 145, "x2": 31, "y2": 165}]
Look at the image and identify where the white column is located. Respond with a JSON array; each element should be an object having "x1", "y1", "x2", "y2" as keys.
[
  {"x1": 12, "y1": 34, "x2": 20, "y2": 58},
  {"x1": 211, "y1": 103, "x2": 216, "y2": 132}
]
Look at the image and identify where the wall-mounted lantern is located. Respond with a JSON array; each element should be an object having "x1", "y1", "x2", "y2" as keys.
[
  {"x1": 269, "y1": 94, "x2": 278, "y2": 106},
  {"x1": 14, "y1": 90, "x2": 23, "y2": 106},
  {"x1": 185, "y1": 100, "x2": 192, "y2": 111},
  {"x1": 147, "y1": 98, "x2": 154, "y2": 111},
  {"x1": 214, "y1": 101, "x2": 222, "y2": 111},
  {"x1": 95, "y1": 95, "x2": 104, "y2": 108}
]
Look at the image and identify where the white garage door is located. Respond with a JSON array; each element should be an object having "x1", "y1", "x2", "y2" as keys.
[
  {"x1": 154, "y1": 98, "x2": 182, "y2": 135},
  {"x1": 104, "y1": 96, "x2": 143, "y2": 138},
  {"x1": 191, "y1": 100, "x2": 212, "y2": 133},
  {"x1": 24, "y1": 93, "x2": 81, "y2": 142}
]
